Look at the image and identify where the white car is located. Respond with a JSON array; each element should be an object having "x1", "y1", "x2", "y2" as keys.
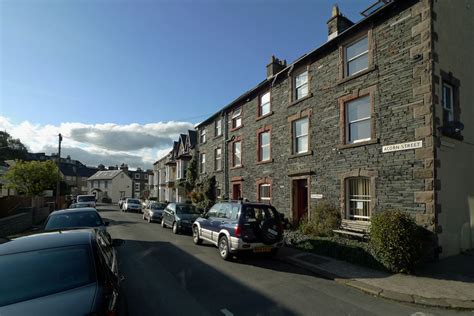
[
  {"x1": 122, "y1": 198, "x2": 142, "y2": 213},
  {"x1": 76, "y1": 195, "x2": 96, "y2": 208}
]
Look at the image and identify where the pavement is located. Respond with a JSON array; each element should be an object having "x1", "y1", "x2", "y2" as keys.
[
  {"x1": 97, "y1": 205, "x2": 472, "y2": 315},
  {"x1": 277, "y1": 244, "x2": 474, "y2": 310}
]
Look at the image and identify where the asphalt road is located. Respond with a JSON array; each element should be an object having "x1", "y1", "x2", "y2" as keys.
[{"x1": 98, "y1": 205, "x2": 470, "y2": 316}]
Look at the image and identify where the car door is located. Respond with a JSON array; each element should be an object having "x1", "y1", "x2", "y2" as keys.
[
  {"x1": 211, "y1": 203, "x2": 228, "y2": 242},
  {"x1": 165, "y1": 203, "x2": 176, "y2": 226},
  {"x1": 200, "y1": 205, "x2": 218, "y2": 241}
]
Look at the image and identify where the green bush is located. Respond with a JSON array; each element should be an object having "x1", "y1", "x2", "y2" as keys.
[
  {"x1": 369, "y1": 210, "x2": 422, "y2": 273},
  {"x1": 299, "y1": 200, "x2": 341, "y2": 237}
]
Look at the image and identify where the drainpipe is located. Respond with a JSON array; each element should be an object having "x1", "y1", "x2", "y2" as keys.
[{"x1": 223, "y1": 111, "x2": 232, "y2": 200}]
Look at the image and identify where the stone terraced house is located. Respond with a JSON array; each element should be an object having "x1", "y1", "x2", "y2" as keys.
[
  {"x1": 151, "y1": 0, "x2": 472, "y2": 258},
  {"x1": 190, "y1": 0, "x2": 474, "y2": 258}
]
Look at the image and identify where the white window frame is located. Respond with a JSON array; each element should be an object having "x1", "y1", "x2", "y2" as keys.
[
  {"x1": 346, "y1": 96, "x2": 371, "y2": 144},
  {"x1": 144, "y1": 174, "x2": 148, "y2": 180},
  {"x1": 200, "y1": 128, "x2": 206, "y2": 143},
  {"x1": 259, "y1": 183, "x2": 271, "y2": 201},
  {"x1": 259, "y1": 131, "x2": 270, "y2": 162},
  {"x1": 345, "y1": 35, "x2": 369, "y2": 77},
  {"x1": 135, "y1": 183, "x2": 140, "y2": 191},
  {"x1": 442, "y1": 82, "x2": 454, "y2": 122},
  {"x1": 259, "y1": 91, "x2": 271, "y2": 117},
  {"x1": 232, "y1": 108, "x2": 242, "y2": 129},
  {"x1": 135, "y1": 173, "x2": 140, "y2": 180},
  {"x1": 294, "y1": 70, "x2": 309, "y2": 101},
  {"x1": 215, "y1": 148, "x2": 222, "y2": 171},
  {"x1": 346, "y1": 177, "x2": 371, "y2": 221},
  {"x1": 293, "y1": 117, "x2": 309, "y2": 154},
  {"x1": 233, "y1": 141, "x2": 242, "y2": 167},
  {"x1": 200, "y1": 153, "x2": 206, "y2": 174},
  {"x1": 215, "y1": 119, "x2": 222, "y2": 136}
]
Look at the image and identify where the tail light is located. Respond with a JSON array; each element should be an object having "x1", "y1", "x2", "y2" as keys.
[{"x1": 234, "y1": 224, "x2": 241, "y2": 237}]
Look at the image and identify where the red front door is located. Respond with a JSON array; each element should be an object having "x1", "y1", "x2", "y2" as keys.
[{"x1": 232, "y1": 183, "x2": 242, "y2": 200}]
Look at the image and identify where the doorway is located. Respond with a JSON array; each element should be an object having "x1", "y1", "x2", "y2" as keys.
[{"x1": 292, "y1": 178, "x2": 309, "y2": 226}]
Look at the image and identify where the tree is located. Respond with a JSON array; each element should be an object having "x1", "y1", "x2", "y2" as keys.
[
  {"x1": 0, "y1": 131, "x2": 28, "y2": 161},
  {"x1": 185, "y1": 153, "x2": 198, "y2": 193},
  {"x1": 3, "y1": 160, "x2": 61, "y2": 198}
]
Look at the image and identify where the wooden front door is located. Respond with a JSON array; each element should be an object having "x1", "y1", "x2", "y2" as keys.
[
  {"x1": 292, "y1": 179, "x2": 308, "y2": 226},
  {"x1": 232, "y1": 183, "x2": 242, "y2": 200}
]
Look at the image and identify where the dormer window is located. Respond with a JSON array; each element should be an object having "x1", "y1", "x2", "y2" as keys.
[
  {"x1": 294, "y1": 70, "x2": 309, "y2": 101},
  {"x1": 232, "y1": 107, "x2": 242, "y2": 129}
]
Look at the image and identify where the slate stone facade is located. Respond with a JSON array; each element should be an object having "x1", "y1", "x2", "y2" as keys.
[{"x1": 187, "y1": 0, "x2": 473, "y2": 257}]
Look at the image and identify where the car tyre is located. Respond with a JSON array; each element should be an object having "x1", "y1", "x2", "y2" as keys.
[
  {"x1": 192, "y1": 226, "x2": 202, "y2": 245},
  {"x1": 161, "y1": 218, "x2": 166, "y2": 228},
  {"x1": 172, "y1": 222, "x2": 179, "y2": 234},
  {"x1": 218, "y1": 236, "x2": 231, "y2": 261}
]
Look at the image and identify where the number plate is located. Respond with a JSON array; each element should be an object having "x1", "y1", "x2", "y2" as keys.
[{"x1": 253, "y1": 246, "x2": 272, "y2": 253}]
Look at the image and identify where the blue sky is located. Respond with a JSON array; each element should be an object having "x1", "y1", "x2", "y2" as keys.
[{"x1": 0, "y1": 0, "x2": 373, "y2": 167}]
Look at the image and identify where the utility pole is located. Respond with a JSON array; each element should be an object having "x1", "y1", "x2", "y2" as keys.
[{"x1": 56, "y1": 133, "x2": 62, "y2": 209}]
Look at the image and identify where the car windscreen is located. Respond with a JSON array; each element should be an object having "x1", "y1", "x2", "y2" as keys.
[
  {"x1": 77, "y1": 196, "x2": 95, "y2": 202},
  {"x1": 150, "y1": 203, "x2": 166, "y2": 210},
  {"x1": 45, "y1": 212, "x2": 103, "y2": 230},
  {"x1": 127, "y1": 199, "x2": 140, "y2": 204},
  {"x1": 176, "y1": 205, "x2": 200, "y2": 214},
  {"x1": 242, "y1": 205, "x2": 278, "y2": 223},
  {"x1": 0, "y1": 245, "x2": 96, "y2": 306}
]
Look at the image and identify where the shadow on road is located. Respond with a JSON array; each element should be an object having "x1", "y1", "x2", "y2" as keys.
[{"x1": 115, "y1": 239, "x2": 297, "y2": 316}]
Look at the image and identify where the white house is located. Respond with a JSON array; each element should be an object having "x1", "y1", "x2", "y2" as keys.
[{"x1": 87, "y1": 170, "x2": 132, "y2": 203}]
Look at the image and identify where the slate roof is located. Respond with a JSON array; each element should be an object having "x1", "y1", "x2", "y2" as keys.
[{"x1": 87, "y1": 170, "x2": 125, "y2": 181}]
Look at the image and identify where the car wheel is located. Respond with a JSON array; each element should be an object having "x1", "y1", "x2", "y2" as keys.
[
  {"x1": 161, "y1": 218, "x2": 166, "y2": 228},
  {"x1": 172, "y1": 222, "x2": 179, "y2": 234},
  {"x1": 218, "y1": 236, "x2": 231, "y2": 261},
  {"x1": 193, "y1": 226, "x2": 202, "y2": 245}
]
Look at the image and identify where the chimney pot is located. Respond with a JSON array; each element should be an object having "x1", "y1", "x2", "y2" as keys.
[
  {"x1": 327, "y1": 4, "x2": 354, "y2": 41},
  {"x1": 266, "y1": 55, "x2": 287, "y2": 79}
]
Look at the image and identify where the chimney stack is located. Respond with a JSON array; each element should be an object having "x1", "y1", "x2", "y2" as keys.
[
  {"x1": 327, "y1": 5, "x2": 354, "y2": 41},
  {"x1": 266, "y1": 55, "x2": 287, "y2": 79}
]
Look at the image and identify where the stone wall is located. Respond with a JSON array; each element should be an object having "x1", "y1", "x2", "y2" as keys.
[
  {"x1": 197, "y1": 115, "x2": 226, "y2": 198},
  {"x1": 0, "y1": 206, "x2": 51, "y2": 237}
]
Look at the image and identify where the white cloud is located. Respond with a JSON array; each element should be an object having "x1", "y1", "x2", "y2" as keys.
[{"x1": 0, "y1": 116, "x2": 192, "y2": 168}]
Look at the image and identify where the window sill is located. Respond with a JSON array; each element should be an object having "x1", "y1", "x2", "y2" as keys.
[
  {"x1": 288, "y1": 151, "x2": 313, "y2": 159},
  {"x1": 230, "y1": 165, "x2": 243, "y2": 170},
  {"x1": 337, "y1": 65, "x2": 376, "y2": 85},
  {"x1": 256, "y1": 159, "x2": 274, "y2": 165},
  {"x1": 337, "y1": 139, "x2": 378, "y2": 149},
  {"x1": 213, "y1": 134, "x2": 223, "y2": 140},
  {"x1": 256, "y1": 112, "x2": 274, "y2": 122},
  {"x1": 289, "y1": 93, "x2": 313, "y2": 107},
  {"x1": 214, "y1": 169, "x2": 224, "y2": 173},
  {"x1": 230, "y1": 125, "x2": 244, "y2": 132}
]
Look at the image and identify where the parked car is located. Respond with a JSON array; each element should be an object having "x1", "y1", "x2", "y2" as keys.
[
  {"x1": 143, "y1": 202, "x2": 167, "y2": 223},
  {"x1": 0, "y1": 229, "x2": 121, "y2": 315},
  {"x1": 69, "y1": 202, "x2": 93, "y2": 209},
  {"x1": 76, "y1": 194, "x2": 96, "y2": 208},
  {"x1": 192, "y1": 201, "x2": 284, "y2": 260},
  {"x1": 122, "y1": 198, "x2": 141, "y2": 213},
  {"x1": 43, "y1": 208, "x2": 111, "y2": 241},
  {"x1": 161, "y1": 203, "x2": 201, "y2": 234}
]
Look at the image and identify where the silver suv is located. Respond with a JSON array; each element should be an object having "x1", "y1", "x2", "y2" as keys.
[{"x1": 192, "y1": 201, "x2": 284, "y2": 260}]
